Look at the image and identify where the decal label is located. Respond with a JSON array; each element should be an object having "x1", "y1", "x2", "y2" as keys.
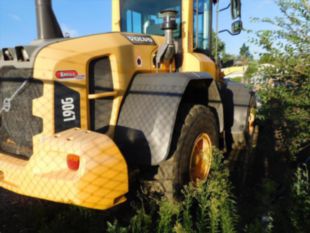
[
  {"x1": 55, "y1": 82, "x2": 81, "y2": 132},
  {"x1": 56, "y1": 70, "x2": 85, "y2": 80},
  {"x1": 61, "y1": 97, "x2": 76, "y2": 122},
  {"x1": 124, "y1": 34, "x2": 156, "y2": 45}
]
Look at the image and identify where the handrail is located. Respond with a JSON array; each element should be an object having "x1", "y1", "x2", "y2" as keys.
[{"x1": 88, "y1": 91, "x2": 118, "y2": 100}]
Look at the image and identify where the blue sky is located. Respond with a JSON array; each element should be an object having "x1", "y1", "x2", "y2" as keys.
[{"x1": 0, "y1": 0, "x2": 281, "y2": 57}]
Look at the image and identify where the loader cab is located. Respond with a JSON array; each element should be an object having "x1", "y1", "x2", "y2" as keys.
[
  {"x1": 112, "y1": 0, "x2": 215, "y2": 74},
  {"x1": 114, "y1": 0, "x2": 213, "y2": 53},
  {"x1": 113, "y1": 0, "x2": 241, "y2": 77}
]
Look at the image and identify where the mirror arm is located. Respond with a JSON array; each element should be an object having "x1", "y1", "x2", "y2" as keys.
[
  {"x1": 219, "y1": 3, "x2": 231, "y2": 12},
  {"x1": 219, "y1": 29, "x2": 241, "y2": 36}
]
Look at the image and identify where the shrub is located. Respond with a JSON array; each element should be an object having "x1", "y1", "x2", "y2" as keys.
[
  {"x1": 105, "y1": 149, "x2": 238, "y2": 233},
  {"x1": 253, "y1": 0, "x2": 310, "y2": 156},
  {"x1": 290, "y1": 165, "x2": 310, "y2": 233}
]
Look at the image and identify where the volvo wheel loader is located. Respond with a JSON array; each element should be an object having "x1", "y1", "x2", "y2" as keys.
[{"x1": 0, "y1": 0, "x2": 254, "y2": 210}]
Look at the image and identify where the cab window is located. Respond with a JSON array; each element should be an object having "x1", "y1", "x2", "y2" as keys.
[
  {"x1": 193, "y1": 0, "x2": 212, "y2": 53},
  {"x1": 121, "y1": 0, "x2": 181, "y2": 37}
]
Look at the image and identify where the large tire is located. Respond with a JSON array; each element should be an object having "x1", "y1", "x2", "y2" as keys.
[
  {"x1": 149, "y1": 104, "x2": 219, "y2": 198},
  {"x1": 245, "y1": 95, "x2": 258, "y2": 147},
  {"x1": 235, "y1": 94, "x2": 259, "y2": 189}
]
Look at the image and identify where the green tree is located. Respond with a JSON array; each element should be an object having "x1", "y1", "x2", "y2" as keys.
[
  {"x1": 211, "y1": 32, "x2": 225, "y2": 62},
  {"x1": 211, "y1": 32, "x2": 225, "y2": 58},
  {"x1": 239, "y1": 43, "x2": 251, "y2": 59},
  {"x1": 222, "y1": 53, "x2": 238, "y2": 67},
  {"x1": 239, "y1": 43, "x2": 253, "y2": 65},
  {"x1": 212, "y1": 32, "x2": 237, "y2": 67},
  {"x1": 244, "y1": 60, "x2": 259, "y2": 82},
  {"x1": 255, "y1": 0, "x2": 310, "y2": 156}
]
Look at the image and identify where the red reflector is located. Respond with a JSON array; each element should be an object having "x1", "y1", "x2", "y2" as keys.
[
  {"x1": 67, "y1": 154, "x2": 80, "y2": 171},
  {"x1": 56, "y1": 70, "x2": 78, "y2": 79}
]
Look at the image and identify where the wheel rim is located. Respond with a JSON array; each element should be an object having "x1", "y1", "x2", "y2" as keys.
[
  {"x1": 248, "y1": 107, "x2": 256, "y2": 136},
  {"x1": 189, "y1": 133, "x2": 212, "y2": 182}
]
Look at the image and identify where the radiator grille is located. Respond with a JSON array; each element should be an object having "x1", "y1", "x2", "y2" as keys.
[
  {"x1": 89, "y1": 57, "x2": 113, "y2": 133},
  {"x1": 0, "y1": 67, "x2": 43, "y2": 158}
]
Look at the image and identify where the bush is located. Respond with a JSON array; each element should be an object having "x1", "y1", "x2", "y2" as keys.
[
  {"x1": 290, "y1": 165, "x2": 310, "y2": 233},
  {"x1": 253, "y1": 0, "x2": 310, "y2": 156},
  {"x1": 107, "y1": 149, "x2": 238, "y2": 233}
]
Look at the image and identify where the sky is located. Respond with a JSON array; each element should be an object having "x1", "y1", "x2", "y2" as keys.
[{"x1": 0, "y1": 0, "x2": 281, "y2": 57}]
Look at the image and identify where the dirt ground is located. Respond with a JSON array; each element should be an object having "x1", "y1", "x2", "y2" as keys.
[
  {"x1": 0, "y1": 188, "x2": 37, "y2": 233},
  {"x1": 0, "y1": 187, "x2": 135, "y2": 233}
]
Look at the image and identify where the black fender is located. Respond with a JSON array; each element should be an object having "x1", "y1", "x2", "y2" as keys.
[
  {"x1": 114, "y1": 72, "x2": 224, "y2": 166},
  {"x1": 220, "y1": 79, "x2": 253, "y2": 151}
]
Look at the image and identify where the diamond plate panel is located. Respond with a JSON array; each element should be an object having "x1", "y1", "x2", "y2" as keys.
[{"x1": 115, "y1": 72, "x2": 214, "y2": 165}]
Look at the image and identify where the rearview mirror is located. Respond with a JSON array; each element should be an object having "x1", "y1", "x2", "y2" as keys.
[
  {"x1": 219, "y1": 20, "x2": 242, "y2": 36},
  {"x1": 231, "y1": 20, "x2": 242, "y2": 35},
  {"x1": 231, "y1": 0, "x2": 241, "y2": 19}
]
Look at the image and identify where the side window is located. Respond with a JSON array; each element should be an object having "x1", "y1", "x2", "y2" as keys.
[
  {"x1": 193, "y1": 0, "x2": 212, "y2": 53},
  {"x1": 125, "y1": 10, "x2": 142, "y2": 33}
]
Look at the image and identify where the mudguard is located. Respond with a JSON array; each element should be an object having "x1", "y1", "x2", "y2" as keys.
[
  {"x1": 221, "y1": 79, "x2": 253, "y2": 150},
  {"x1": 115, "y1": 72, "x2": 224, "y2": 166}
]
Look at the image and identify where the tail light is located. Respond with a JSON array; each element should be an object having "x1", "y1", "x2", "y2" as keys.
[{"x1": 67, "y1": 154, "x2": 80, "y2": 171}]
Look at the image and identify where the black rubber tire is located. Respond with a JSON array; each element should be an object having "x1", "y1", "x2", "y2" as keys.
[
  {"x1": 240, "y1": 94, "x2": 259, "y2": 187},
  {"x1": 153, "y1": 104, "x2": 219, "y2": 198},
  {"x1": 245, "y1": 94, "x2": 258, "y2": 146}
]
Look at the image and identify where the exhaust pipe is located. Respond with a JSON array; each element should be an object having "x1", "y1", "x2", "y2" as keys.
[
  {"x1": 155, "y1": 10, "x2": 177, "y2": 69},
  {"x1": 35, "y1": 0, "x2": 63, "y2": 40}
]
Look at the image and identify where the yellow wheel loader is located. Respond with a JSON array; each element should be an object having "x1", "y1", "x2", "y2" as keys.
[{"x1": 0, "y1": 0, "x2": 255, "y2": 210}]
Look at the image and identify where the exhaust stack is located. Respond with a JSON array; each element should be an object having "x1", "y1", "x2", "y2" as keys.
[
  {"x1": 35, "y1": 0, "x2": 63, "y2": 40},
  {"x1": 155, "y1": 10, "x2": 177, "y2": 69}
]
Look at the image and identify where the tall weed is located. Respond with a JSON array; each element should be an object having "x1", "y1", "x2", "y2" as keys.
[
  {"x1": 106, "y1": 149, "x2": 238, "y2": 233},
  {"x1": 290, "y1": 165, "x2": 310, "y2": 233}
]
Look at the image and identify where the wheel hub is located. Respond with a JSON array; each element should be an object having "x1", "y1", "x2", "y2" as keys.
[{"x1": 190, "y1": 133, "x2": 212, "y2": 182}]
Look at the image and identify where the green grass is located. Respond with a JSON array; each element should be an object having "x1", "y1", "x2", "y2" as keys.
[
  {"x1": 230, "y1": 77, "x2": 243, "y2": 83},
  {"x1": 105, "y1": 149, "x2": 238, "y2": 233}
]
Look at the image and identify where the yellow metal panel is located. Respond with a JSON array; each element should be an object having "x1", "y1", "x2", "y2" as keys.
[
  {"x1": 34, "y1": 33, "x2": 159, "y2": 133},
  {"x1": 112, "y1": 0, "x2": 121, "y2": 32},
  {"x1": 181, "y1": 53, "x2": 217, "y2": 78},
  {"x1": 0, "y1": 128, "x2": 128, "y2": 210},
  {"x1": 183, "y1": 0, "x2": 194, "y2": 54},
  {"x1": 0, "y1": 32, "x2": 161, "y2": 210}
]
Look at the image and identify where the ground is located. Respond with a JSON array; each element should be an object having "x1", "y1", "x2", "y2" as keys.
[{"x1": 0, "y1": 120, "x2": 308, "y2": 233}]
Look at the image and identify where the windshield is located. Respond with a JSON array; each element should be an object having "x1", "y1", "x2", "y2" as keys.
[{"x1": 120, "y1": 0, "x2": 181, "y2": 36}]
